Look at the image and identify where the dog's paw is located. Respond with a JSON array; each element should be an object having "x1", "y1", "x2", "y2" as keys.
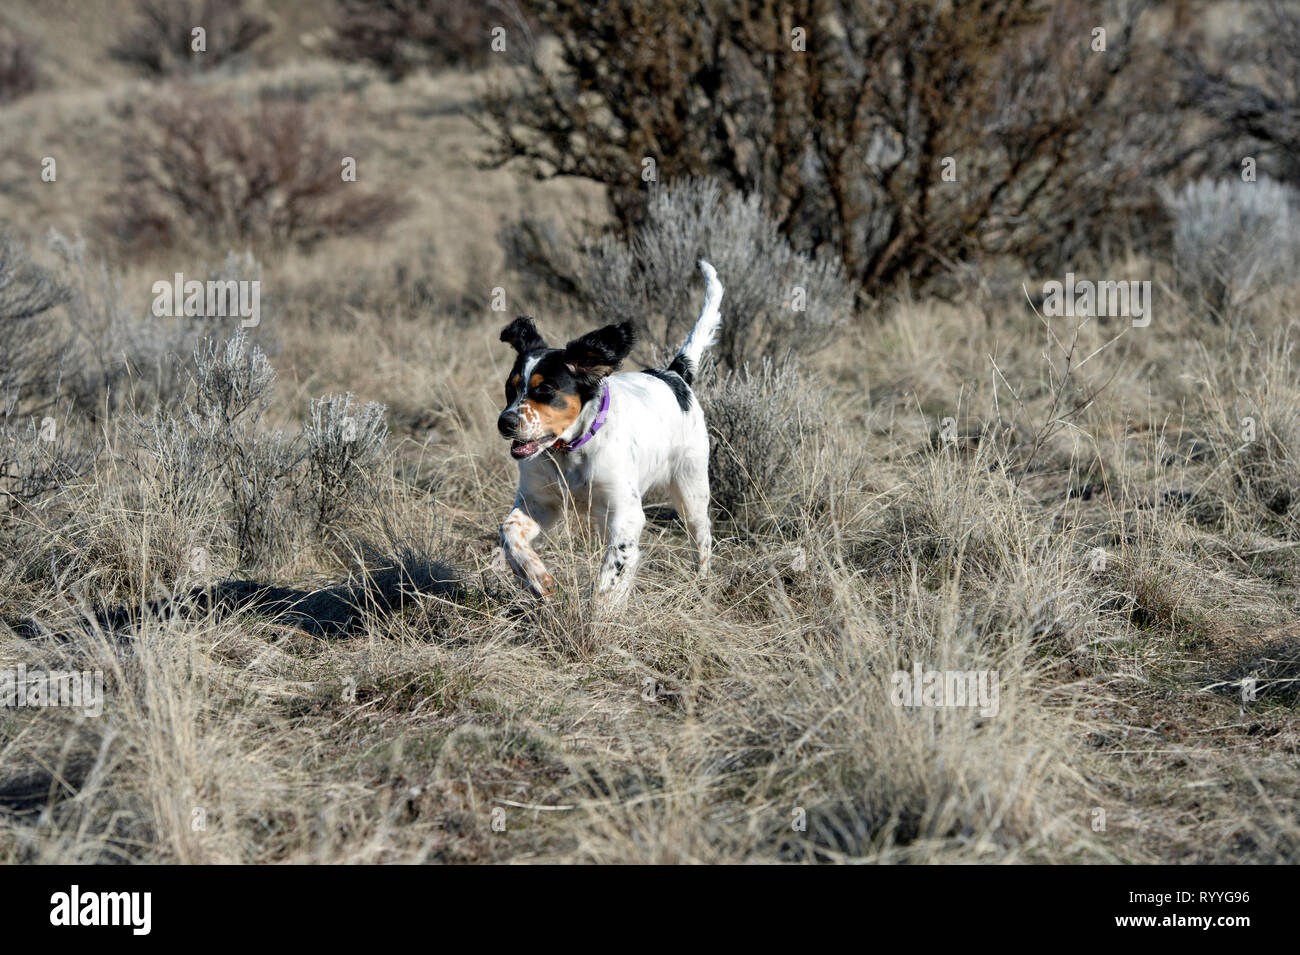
[{"x1": 531, "y1": 572, "x2": 556, "y2": 600}]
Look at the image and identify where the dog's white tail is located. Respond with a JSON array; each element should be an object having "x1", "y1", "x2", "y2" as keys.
[{"x1": 669, "y1": 260, "x2": 724, "y2": 385}]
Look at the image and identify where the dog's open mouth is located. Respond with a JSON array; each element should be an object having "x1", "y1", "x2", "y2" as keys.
[{"x1": 510, "y1": 437, "x2": 552, "y2": 459}]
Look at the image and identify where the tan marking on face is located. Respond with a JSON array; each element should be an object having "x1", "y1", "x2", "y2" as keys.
[
  {"x1": 519, "y1": 395, "x2": 581, "y2": 438},
  {"x1": 517, "y1": 402, "x2": 543, "y2": 437},
  {"x1": 529, "y1": 373, "x2": 544, "y2": 388},
  {"x1": 510, "y1": 374, "x2": 521, "y2": 389}
]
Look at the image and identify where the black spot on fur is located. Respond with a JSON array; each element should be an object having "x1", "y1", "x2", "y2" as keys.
[
  {"x1": 642, "y1": 367, "x2": 692, "y2": 412},
  {"x1": 667, "y1": 354, "x2": 694, "y2": 385}
]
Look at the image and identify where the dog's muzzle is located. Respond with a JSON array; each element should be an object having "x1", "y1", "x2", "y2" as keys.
[
  {"x1": 497, "y1": 410, "x2": 519, "y2": 438},
  {"x1": 499, "y1": 409, "x2": 553, "y2": 459}
]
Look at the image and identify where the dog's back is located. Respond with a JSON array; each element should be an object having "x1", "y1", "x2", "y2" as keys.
[{"x1": 591, "y1": 368, "x2": 707, "y2": 494}]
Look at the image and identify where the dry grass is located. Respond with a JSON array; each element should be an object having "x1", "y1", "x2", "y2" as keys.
[{"x1": 0, "y1": 1, "x2": 1297, "y2": 865}]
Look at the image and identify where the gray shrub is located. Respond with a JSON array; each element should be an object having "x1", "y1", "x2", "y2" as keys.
[
  {"x1": 579, "y1": 178, "x2": 855, "y2": 369},
  {"x1": 699, "y1": 358, "x2": 825, "y2": 526},
  {"x1": 190, "y1": 331, "x2": 276, "y2": 430},
  {"x1": 127, "y1": 409, "x2": 219, "y2": 524},
  {"x1": 130, "y1": 333, "x2": 392, "y2": 568},
  {"x1": 1165, "y1": 177, "x2": 1300, "y2": 322},
  {"x1": 0, "y1": 233, "x2": 90, "y2": 518},
  {"x1": 188, "y1": 332, "x2": 297, "y2": 564},
  {"x1": 48, "y1": 230, "x2": 260, "y2": 415},
  {"x1": 0, "y1": 410, "x2": 92, "y2": 519},
  {"x1": 303, "y1": 392, "x2": 389, "y2": 528},
  {"x1": 0, "y1": 232, "x2": 71, "y2": 410}
]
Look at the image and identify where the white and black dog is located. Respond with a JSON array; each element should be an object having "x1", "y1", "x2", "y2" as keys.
[{"x1": 496, "y1": 260, "x2": 724, "y2": 603}]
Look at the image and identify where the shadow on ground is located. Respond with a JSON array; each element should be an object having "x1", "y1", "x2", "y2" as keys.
[{"x1": 7, "y1": 549, "x2": 466, "y2": 642}]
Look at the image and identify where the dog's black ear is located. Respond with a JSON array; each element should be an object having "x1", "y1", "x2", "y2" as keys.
[
  {"x1": 563, "y1": 322, "x2": 636, "y2": 378},
  {"x1": 500, "y1": 316, "x2": 546, "y2": 354}
]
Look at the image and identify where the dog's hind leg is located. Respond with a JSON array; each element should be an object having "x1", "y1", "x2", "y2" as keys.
[
  {"x1": 669, "y1": 465, "x2": 712, "y2": 579},
  {"x1": 501, "y1": 497, "x2": 559, "y2": 599}
]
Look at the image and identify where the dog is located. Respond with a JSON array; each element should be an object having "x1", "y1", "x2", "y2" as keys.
[{"x1": 496, "y1": 260, "x2": 724, "y2": 604}]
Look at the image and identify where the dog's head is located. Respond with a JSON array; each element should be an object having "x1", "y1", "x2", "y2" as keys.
[{"x1": 497, "y1": 316, "x2": 635, "y2": 460}]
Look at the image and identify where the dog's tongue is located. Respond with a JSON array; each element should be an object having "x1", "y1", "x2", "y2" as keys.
[{"x1": 511, "y1": 439, "x2": 539, "y2": 459}]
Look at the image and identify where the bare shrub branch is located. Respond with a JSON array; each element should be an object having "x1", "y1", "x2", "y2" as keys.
[
  {"x1": 0, "y1": 26, "x2": 40, "y2": 103},
  {"x1": 109, "y1": 0, "x2": 271, "y2": 77},
  {"x1": 105, "y1": 90, "x2": 406, "y2": 252},
  {"x1": 327, "y1": 0, "x2": 536, "y2": 78},
  {"x1": 483, "y1": 0, "x2": 1175, "y2": 295}
]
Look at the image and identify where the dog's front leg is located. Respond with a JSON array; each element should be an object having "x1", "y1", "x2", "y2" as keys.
[
  {"x1": 595, "y1": 495, "x2": 646, "y2": 605},
  {"x1": 500, "y1": 497, "x2": 558, "y2": 599}
]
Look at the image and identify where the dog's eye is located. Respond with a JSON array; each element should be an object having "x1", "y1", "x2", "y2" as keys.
[{"x1": 532, "y1": 383, "x2": 554, "y2": 398}]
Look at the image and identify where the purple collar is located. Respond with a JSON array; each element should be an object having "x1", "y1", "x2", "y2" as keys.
[{"x1": 552, "y1": 384, "x2": 609, "y2": 452}]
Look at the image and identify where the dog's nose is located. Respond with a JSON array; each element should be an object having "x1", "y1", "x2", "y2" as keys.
[{"x1": 498, "y1": 410, "x2": 519, "y2": 437}]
